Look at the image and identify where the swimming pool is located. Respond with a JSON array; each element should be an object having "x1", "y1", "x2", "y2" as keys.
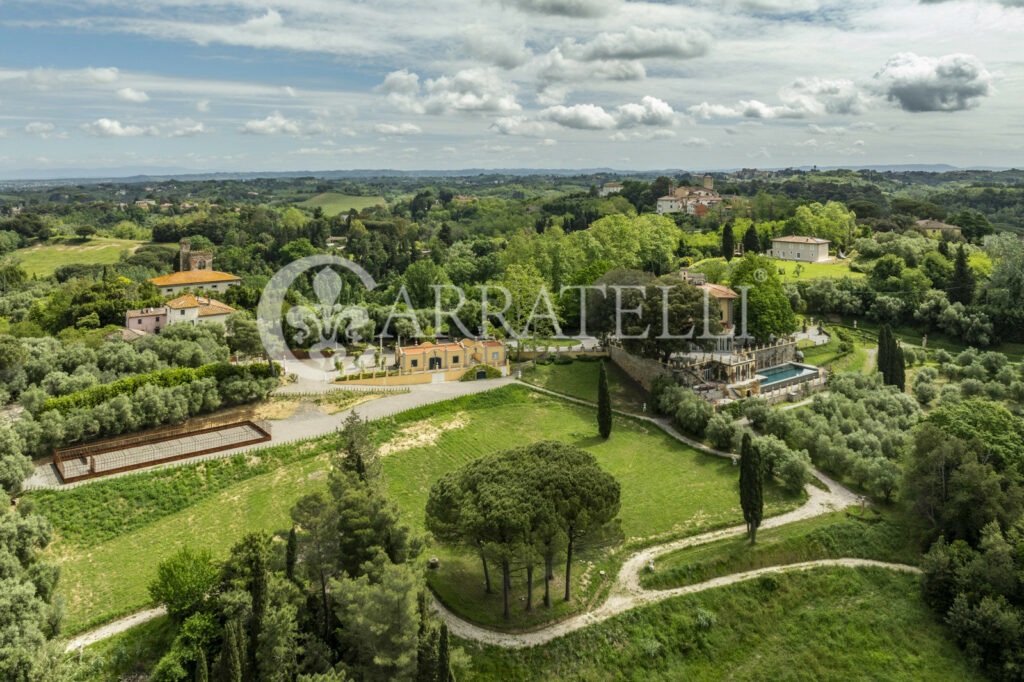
[{"x1": 757, "y1": 362, "x2": 818, "y2": 387}]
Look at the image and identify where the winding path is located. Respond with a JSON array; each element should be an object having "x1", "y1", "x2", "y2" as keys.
[{"x1": 61, "y1": 376, "x2": 913, "y2": 654}]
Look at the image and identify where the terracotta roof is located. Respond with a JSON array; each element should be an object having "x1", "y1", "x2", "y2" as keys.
[
  {"x1": 125, "y1": 307, "x2": 166, "y2": 319},
  {"x1": 916, "y1": 219, "x2": 961, "y2": 231},
  {"x1": 399, "y1": 341, "x2": 466, "y2": 354},
  {"x1": 149, "y1": 270, "x2": 240, "y2": 286},
  {"x1": 165, "y1": 294, "x2": 236, "y2": 316},
  {"x1": 658, "y1": 195, "x2": 680, "y2": 201},
  {"x1": 772, "y1": 235, "x2": 830, "y2": 245},
  {"x1": 480, "y1": 340, "x2": 503, "y2": 347},
  {"x1": 119, "y1": 328, "x2": 148, "y2": 340},
  {"x1": 700, "y1": 283, "x2": 740, "y2": 300}
]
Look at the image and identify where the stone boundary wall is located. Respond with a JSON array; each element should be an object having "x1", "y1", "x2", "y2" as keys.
[{"x1": 608, "y1": 345, "x2": 674, "y2": 391}]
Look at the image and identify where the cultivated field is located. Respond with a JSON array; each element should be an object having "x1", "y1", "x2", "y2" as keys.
[
  {"x1": 518, "y1": 359, "x2": 649, "y2": 412},
  {"x1": 296, "y1": 192, "x2": 386, "y2": 215},
  {"x1": 12, "y1": 236, "x2": 147, "y2": 276}
]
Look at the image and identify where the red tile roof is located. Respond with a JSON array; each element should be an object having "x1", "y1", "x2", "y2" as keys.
[{"x1": 149, "y1": 270, "x2": 240, "y2": 286}]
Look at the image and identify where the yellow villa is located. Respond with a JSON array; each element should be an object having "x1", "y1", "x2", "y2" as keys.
[{"x1": 396, "y1": 339, "x2": 506, "y2": 374}]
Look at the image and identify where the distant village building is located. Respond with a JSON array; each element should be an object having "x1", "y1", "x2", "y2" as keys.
[
  {"x1": 702, "y1": 175, "x2": 715, "y2": 190},
  {"x1": 769, "y1": 235, "x2": 831, "y2": 262},
  {"x1": 598, "y1": 182, "x2": 623, "y2": 198},
  {"x1": 125, "y1": 295, "x2": 235, "y2": 334},
  {"x1": 148, "y1": 239, "x2": 241, "y2": 296},
  {"x1": 916, "y1": 219, "x2": 963, "y2": 239},
  {"x1": 656, "y1": 196, "x2": 683, "y2": 214}
]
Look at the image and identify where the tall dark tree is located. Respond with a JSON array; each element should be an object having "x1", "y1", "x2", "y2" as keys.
[
  {"x1": 215, "y1": 620, "x2": 244, "y2": 682},
  {"x1": 742, "y1": 224, "x2": 760, "y2": 254},
  {"x1": 597, "y1": 361, "x2": 612, "y2": 439},
  {"x1": 950, "y1": 244, "x2": 975, "y2": 305},
  {"x1": 436, "y1": 622, "x2": 453, "y2": 682},
  {"x1": 891, "y1": 339, "x2": 906, "y2": 392},
  {"x1": 877, "y1": 324, "x2": 892, "y2": 385},
  {"x1": 194, "y1": 647, "x2": 208, "y2": 682},
  {"x1": 285, "y1": 526, "x2": 297, "y2": 582},
  {"x1": 722, "y1": 222, "x2": 735, "y2": 262},
  {"x1": 739, "y1": 433, "x2": 763, "y2": 544}
]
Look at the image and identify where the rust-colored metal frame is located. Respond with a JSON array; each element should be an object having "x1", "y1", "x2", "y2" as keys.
[{"x1": 53, "y1": 420, "x2": 272, "y2": 484}]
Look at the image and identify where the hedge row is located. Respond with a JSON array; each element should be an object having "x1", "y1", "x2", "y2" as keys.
[{"x1": 39, "y1": 362, "x2": 276, "y2": 414}]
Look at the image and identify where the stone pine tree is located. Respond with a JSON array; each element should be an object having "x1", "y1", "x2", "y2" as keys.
[
  {"x1": 950, "y1": 244, "x2": 975, "y2": 305},
  {"x1": 739, "y1": 433, "x2": 763, "y2": 544},
  {"x1": 742, "y1": 224, "x2": 760, "y2": 254},
  {"x1": 722, "y1": 222, "x2": 735, "y2": 262},
  {"x1": 877, "y1": 324, "x2": 892, "y2": 384},
  {"x1": 597, "y1": 361, "x2": 612, "y2": 439}
]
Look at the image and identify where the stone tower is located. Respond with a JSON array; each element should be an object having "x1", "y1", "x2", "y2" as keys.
[
  {"x1": 178, "y1": 238, "x2": 214, "y2": 272},
  {"x1": 703, "y1": 175, "x2": 714, "y2": 190}
]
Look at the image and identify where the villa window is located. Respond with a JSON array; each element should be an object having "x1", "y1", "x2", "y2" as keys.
[
  {"x1": 492, "y1": 352, "x2": 498, "y2": 360},
  {"x1": 411, "y1": 359, "x2": 418, "y2": 368},
  {"x1": 452, "y1": 356, "x2": 460, "y2": 364}
]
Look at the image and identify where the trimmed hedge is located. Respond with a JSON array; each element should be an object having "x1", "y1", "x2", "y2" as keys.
[
  {"x1": 39, "y1": 362, "x2": 276, "y2": 415},
  {"x1": 460, "y1": 364, "x2": 503, "y2": 381}
]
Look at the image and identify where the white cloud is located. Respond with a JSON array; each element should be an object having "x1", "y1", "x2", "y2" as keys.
[
  {"x1": 81, "y1": 118, "x2": 151, "y2": 137},
  {"x1": 807, "y1": 124, "x2": 848, "y2": 135},
  {"x1": 540, "y1": 96, "x2": 676, "y2": 130},
  {"x1": 461, "y1": 26, "x2": 531, "y2": 69},
  {"x1": 24, "y1": 121, "x2": 59, "y2": 138},
  {"x1": 21, "y1": 66, "x2": 119, "y2": 90},
  {"x1": 873, "y1": 52, "x2": 993, "y2": 112},
  {"x1": 609, "y1": 129, "x2": 677, "y2": 142},
  {"x1": 535, "y1": 47, "x2": 646, "y2": 86},
  {"x1": 491, "y1": 116, "x2": 551, "y2": 136},
  {"x1": 374, "y1": 122, "x2": 423, "y2": 135},
  {"x1": 780, "y1": 78, "x2": 869, "y2": 115},
  {"x1": 115, "y1": 87, "x2": 149, "y2": 103},
  {"x1": 196, "y1": 100, "x2": 210, "y2": 112},
  {"x1": 379, "y1": 68, "x2": 520, "y2": 115},
  {"x1": 240, "y1": 112, "x2": 299, "y2": 135},
  {"x1": 564, "y1": 27, "x2": 711, "y2": 61},
  {"x1": 163, "y1": 118, "x2": 206, "y2": 137}
]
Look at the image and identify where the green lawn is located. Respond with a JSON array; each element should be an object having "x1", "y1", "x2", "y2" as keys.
[
  {"x1": 72, "y1": 615, "x2": 176, "y2": 681},
  {"x1": 12, "y1": 236, "x2": 147, "y2": 276},
  {"x1": 379, "y1": 387, "x2": 802, "y2": 628},
  {"x1": 641, "y1": 506, "x2": 922, "y2": 590},
  {"x1": 692, "y1": 257, "x2": 864, "y2": 283},
  {"x1": 39, "y1": 386, "x2": 801, "y2": 633},
  {"x1": 799, "y1": 324, "x2": 877, "y2": 374},
  {"x1": 518, "y1": 359, "x2": 649, "y2": 413},
  {"x1": 296, "y1": 192, "x2": 385, "y2": 215},
  {"x1": 461, "y1": 568, "x2": 982, "y2": 681}
]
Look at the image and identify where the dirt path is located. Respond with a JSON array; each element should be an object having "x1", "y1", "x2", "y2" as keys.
[
  {"x1": 864, "y1": 347, "x2": 878, "y2": 373},
  {"x1": 63, "y1": 607, "x2": 167, "y2": 653}
]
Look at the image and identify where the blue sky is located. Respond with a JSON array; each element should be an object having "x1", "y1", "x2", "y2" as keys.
[{"x1": 0, "y1": 0, "x2": 1022, "y2": 175}]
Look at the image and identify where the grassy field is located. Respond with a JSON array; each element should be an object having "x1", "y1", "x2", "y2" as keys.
[
  {"x1": 461, "y1": 568, "x2": 982, "y2": 681},
  {"x1": 693, "y1": 257, "x2": 864, "y2": 283},
  {"x1": 296, "y1": 192, "x2": 385, "y2": 215},
  {"x1": 37, "y1": 386, "x2": 801, "y2": 633},
  {"x1": 641, "y1": 507, "x2": 922, "y2": 590},
  {"x1": 518, "y1": 359, "x2": 649, "y2": 413},
  {"x1": 379, "y1": 386, "x2": 801, "y2": 628},
  {"x1": 73, "y1": 615, "x2": 176, "y2": 681},
  {"x1": 12, "y1": 236, "x2": 147, "y2": 276},
  {"x1": 799, "y1": 324, "x2": 877, "y2": 374}
]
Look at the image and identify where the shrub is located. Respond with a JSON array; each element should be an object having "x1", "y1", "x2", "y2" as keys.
[
  {"x1": 460, "y1": 364, "x2": 502, "y2": 381},
  {"x1": 705, "y1": 413, "x2": 737, "y2": 451},
  {"x1": 914, "y1": 382, "x2": 938, "y2": 405},
  {"x1": 148, "y1": 547, "x2": 218, "y2": 624},
  {"x1": 934, "y1": 349, "x2": 952, "y2": 364}
]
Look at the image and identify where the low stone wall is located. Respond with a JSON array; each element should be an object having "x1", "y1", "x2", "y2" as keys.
[{"x1": 608, "y1": 345, "x2": 674, "y2": 391}]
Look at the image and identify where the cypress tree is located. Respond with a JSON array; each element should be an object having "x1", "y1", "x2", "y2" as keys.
[
  {"x1": 938, "y1": 238, "x2": 949, "y2": 258},
  {"x1": 877, "y1": 324, "x2": 892, "y2": 384},
  {"x1": 738, "y1": 433, "x2": 763, "y2": 544},
  {"x1": 436, "y1": 622, "x2": 453, "y2": 682},
  {"x1": 950, "y1": 244, "x2": 975, "y2": 305},
  {"x1": 215, "y1": 621, "x2": 243, "y2": 682},
  {"x1": 891, "y1": 338, "x2": 906, "y2": 392},
  {"x1": 195, "y1": 648, "x2": 209, "y2": 682},
  {"x1": 285, "y1": 526, "x2": 297, "y2": 582},
  {"x1": 742, "y1": 224, "x2": 760, "y2": 254},
  {"x1": 597, "y1": 361, "x2": 612, "y2": 439},
  {"x1": 722, "y1": 222, "x2": 735, "y2": 262}
]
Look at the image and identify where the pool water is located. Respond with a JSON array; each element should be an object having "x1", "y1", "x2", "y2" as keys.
[{"x1": 757, "y1": 362, "x2": 816, "y2": 386}]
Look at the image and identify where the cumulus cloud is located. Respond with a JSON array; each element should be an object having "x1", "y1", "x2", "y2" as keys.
[
  {"x1": 690, "y1": 77, "x2": 867, "y2": 120},
  {"x1": 501, "y1": 0, "x2": 616, "y2": 18},
  {"x1": 374, "y1": 122, "x2": 423, "y2": 135},
  {"x1": 239, "y1": 111, "x2": 343, "y2": 136},
  {"x1": 81, "y1": 118, "x2": 150, "y2": 136},
  {"x1": 609, "y1": 129, "x2": 678, "y2": 142},
  {"x1": 378, "y1": 68, "x2": 520, "y2": 115},
  {"x1": 115, "y1": 87, "x2": 149, "y2": 103},
  {"x1": 196, "y1": 100, "x2": 210, "y2": 112},
  {"x1": 461, "y1": 26, "x2": 531, "y2": 69},
  {"x1": 24, "y1": 121, "x2": 56, "y2": 136},
  {"x1": 540, "y1": 96, "x2": 677, "y2": 130},
  {"x1": 491, "y1": 116, "x2": 551, "y2": 136},
  {"x1": 80, "y1": 117, "x2": 206, "y2": 137},
  {"x1": 873, "y1": 52, "x2": 993, "y2": 112},
  {"x1": 564, "y1": 27, "x2": 711, "y2": 61},
  {"x1": 728, "y1": 0, "x2": 822, "y2": 11}
]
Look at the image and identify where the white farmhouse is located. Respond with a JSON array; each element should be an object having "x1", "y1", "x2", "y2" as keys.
[
  {"x1": 598, "y1": 182, "x2": 623, "y2": 197},
  {"x1": 769, "y1": 235, "x2": 831, "y2": 263},
  {"x1": 656, "y1": 196, "x2": 682, "y2": 214}
]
